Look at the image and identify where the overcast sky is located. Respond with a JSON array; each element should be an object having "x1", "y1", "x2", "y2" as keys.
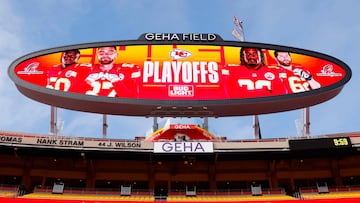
[{"x1": 0, "y1": 0, "x2": 359, "y2": 140}]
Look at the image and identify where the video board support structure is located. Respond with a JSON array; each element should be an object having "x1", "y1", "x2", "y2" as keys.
[
  {"x1": 102, "y1": 115, "x2": 108, "y2": 139},
  {"x1": 50, "y1": 106, "x2": 57, "y2": 135},
  {"x1": 203, "y1": 117, "x2": 208, "y2": 131},
  {"x1": 254, "y1": 115, "x2": 261, "y2": 139},
  {"x1": 304, "y1": 107, "x2": 310, "y2": 137},
  {"x1": 153, "y1": 117, "x2": 159, "y2": 132}
]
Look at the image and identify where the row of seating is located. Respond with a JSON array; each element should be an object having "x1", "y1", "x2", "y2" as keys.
[
  {"x1": 0, "y1": 185, "x2": 19, "y2": 198},
  {"x1": 301, "y1": 191, "x2": 360, "y2": 200},
  {"x1": 0, "y1": 191, "x2": 18, "y2": 198},
  {"x1": 166, "y1": 194, "x2": 296, "y2": 202},
  {"x1": 21, "y1": 193, "x2": 296, "y2": 202},
  {"x1": 21, "y1": 193, "x2": 154, "y2": 201},
  {"x1": 19, "y1": 186, "x2": 360, "y2": 202},
  {"x1": 18, "y1": 191, "x2": 360, "y2": 202}
]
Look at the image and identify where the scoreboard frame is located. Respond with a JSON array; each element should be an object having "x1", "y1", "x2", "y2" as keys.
[{"x1": 8, "y1": 33, "x2": 351, "y2": 117}]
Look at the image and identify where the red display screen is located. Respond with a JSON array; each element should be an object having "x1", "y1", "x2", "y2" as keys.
[{"x1": 12, "y1": 45, "x2": 348, "y2": 100}]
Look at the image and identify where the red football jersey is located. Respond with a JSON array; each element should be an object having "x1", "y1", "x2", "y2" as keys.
[
  {"x1": 278, "y1": 64, "x2": 315, "y2": 93},
  {"x1": 81, "y1": 63, "x2": 141, "y2": 98},
  {"x1": 223, "y1": 64, "x2": 289, "y2": 98},
  {"x1": 46, "y1": 63, "x2": 91, "y2": 92}
]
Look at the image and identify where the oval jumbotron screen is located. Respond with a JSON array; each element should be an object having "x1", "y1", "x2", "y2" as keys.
[{"x1": 8, "y1": 33, "x2": 351, "y2": 117}]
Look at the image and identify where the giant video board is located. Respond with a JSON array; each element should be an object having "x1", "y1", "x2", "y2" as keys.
[{"x1": 8, "y1": 33, "x2": 351, "y2": 117}]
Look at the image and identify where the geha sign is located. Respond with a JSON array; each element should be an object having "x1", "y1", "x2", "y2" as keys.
[
  {"x1": 154, "y1": 142, "x2": 214, "y2": 153},
  {"x1": 8, "y1": 33, "x2": 351, "y2": 117}
]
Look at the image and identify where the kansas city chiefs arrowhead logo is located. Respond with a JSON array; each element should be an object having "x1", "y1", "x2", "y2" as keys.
[{"x1": 170, "y1": 48, "x2": 192, "y2": 60}]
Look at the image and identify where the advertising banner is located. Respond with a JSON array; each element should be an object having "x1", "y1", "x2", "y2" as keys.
[{"x1": 154, "y1": 142, "x2": 214, "y2": 153}]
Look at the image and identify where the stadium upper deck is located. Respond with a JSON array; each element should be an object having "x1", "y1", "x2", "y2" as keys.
[{"x1": 1, "y1": 124, "x2": 360, "y2": 196}]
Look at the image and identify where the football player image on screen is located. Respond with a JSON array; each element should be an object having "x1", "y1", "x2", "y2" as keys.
[
  {"x1": 82, "y1": 46, "x2": 141, "y2": 98},
  {"x1": 46, "y1": 49, "x2": 91, "y2": 92},
  {"x1": 274, "y1": 50, "x2": 321, "y2": 93},
  {"x1": 223, "y1": 47, "x2": 288, "y2": 98}
]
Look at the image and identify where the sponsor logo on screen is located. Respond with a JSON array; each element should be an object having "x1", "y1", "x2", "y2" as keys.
[
  {"x1": 168, "y1": 85, "x2": 194, "y2": 97},
  {"x1": 316, "y1": 64, "x2": 343, "y2": 77},
  {"x1": 17, "y1": 62, "x2": 43, "y2": 75},
  {"x1": 170, "y1": 48, "x2": 192, "y2": 60}
]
